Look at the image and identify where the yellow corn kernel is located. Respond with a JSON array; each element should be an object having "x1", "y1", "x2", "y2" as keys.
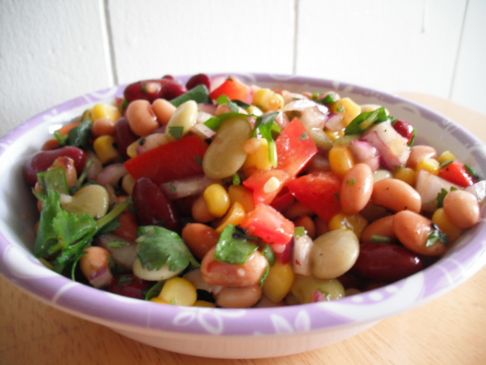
[
  {"x1": 203, "y1": 184, "x2": 230, "y2": 217},
  {"x1": 93, "y1": 135, "x2": 119, "y2": 164},
  {"x1": 416, "y1": 158, "x2": 440, "y2": 175},
  {"x1": 328, "y1": 213, "x2": 368, "y2": 238},
  {"x1": 91, "y1": 103, "x2": 121, "y2": 122},
  {"x1": 151, "y1": 297, "x2": 168, "y2": 304},
  {"x1": 329, "y1": 145, "x2": 354, "y2": 176},
  {"x1": 331, "y1": 97, "x2": 362, "y2": 126},
  {"x1": 159, "y1": 277, "x2": 197, "y2": 306},
  {"x1": 394, "y1": 167, "x2": 417, "y2": 186},
  {"x1": 263, "y1": 262, "x2": 295, "y2": 303},
  {"x1": 325, "y1": 130, "x2": 342, "y2": 142},
  {"x1": 437, "y1": 150, "x2": 456, "y2": 165},
  {"x1": 216, "y1": 202, "x2": 246, "y2": 233},
  {"x1": 432, "y1": 208, "x2": 462, "y2": 242},
  {"x1": 244, "y1": 138, "x2": 272, "y2": 171},
  {"x1": 253, "y1": 88, "x2": 284, "y2": 112},
  {"x1": 193, "y1": 300, "x2": 216, "y2": 308},
  {"x1": 228, "y1": 185, "x2": 255, "y2": 213},
  {"x1": 122, "y1": 174, "x2": 135, "y2": 195},
  {"x1": 126, "y1": 139, "x2": 140, "y2": 158}
]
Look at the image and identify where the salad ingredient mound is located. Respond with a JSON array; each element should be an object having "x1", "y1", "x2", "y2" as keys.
[{"x1": 25, "y1": 74, "x2": 484, "y2": 308}]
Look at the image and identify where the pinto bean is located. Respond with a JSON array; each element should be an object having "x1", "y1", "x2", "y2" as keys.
[
  {"x1": 126, "y1": 99, "x2": 159, "y2": 137},
  {"x1": 182, "y1": 223, "x2": 219, "y2": 260},
  {"x1": 393, "y1": 210, "x2": 446, "y2": 256},
  {"x1": 443, "y1": 190, "x2": 480, "y2": 229},
  {"x1": 407, "y1": 145, "x2": 436, "y2": 169},
  {"x1": 341, "y1": 163, "x2": 373, "y2": 214},
  {"x1": 80, "y1": 247, "x2": 113, "y2": 288},
  {"x1": 201, "y1": 247, "x2": 268, "y2": 287},
  {"x1": 372, "y1": 178, "x2": 421, "y2": 213},
  {"x1": 216, "y1": 285, "x2": 262, "y2": 308},
  {"x1": 152, "y1": 98, "x2": 176, "y2": 125},
  {"x1": 361, "y1": 215, "x2": 395, "y2": 243}
]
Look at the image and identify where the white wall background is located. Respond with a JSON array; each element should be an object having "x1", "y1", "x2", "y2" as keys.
[{"x1": 1, "y1": 0, "x2": 485, "y2": 135}]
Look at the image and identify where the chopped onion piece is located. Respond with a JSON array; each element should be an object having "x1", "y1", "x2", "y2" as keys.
[{"x1": 161, "y1": 175, "x2": 215, "y2": 200}]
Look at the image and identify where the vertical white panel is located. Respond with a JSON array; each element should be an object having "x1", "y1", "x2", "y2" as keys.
[
  {"x1": 296, "y1": 0, "x2": 466, "y2": 97},
  {"x1": 108, "y1": 0, "x2": 295, "y2": 83},
  {"x1": 451, "y1": 0, "x2": 486, "y2": 114},
  {"x1": 0, "y1": 0, "x2": 113, "y2": 134}
]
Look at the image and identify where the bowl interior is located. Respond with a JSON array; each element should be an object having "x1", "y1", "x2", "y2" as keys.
[{"x1": 1, "y1": 74, "x2": 485, "y2": 337}]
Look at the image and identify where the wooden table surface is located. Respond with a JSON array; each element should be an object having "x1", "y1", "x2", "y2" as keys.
[{"x1": 1, "y1": 93, "x2": 486, "y2": 365}]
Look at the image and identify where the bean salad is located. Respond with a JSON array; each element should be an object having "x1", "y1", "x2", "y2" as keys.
[{"x1": 25, "y1": 74, "x2": 485, "y2": 308}]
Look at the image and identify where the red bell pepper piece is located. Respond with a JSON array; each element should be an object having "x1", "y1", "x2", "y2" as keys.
[
  {"x1": 210, "y1": 77, "x2": 251, "y2": 103},
  {"x1": 276, "y1": 118, "x2": 318, "y2": 177},
  {"x1": 240, "y1": 204, "x2": 295, "y2": 247},
  {"x1": 439, "y1": 161, "x2": 474, "y2": 187},
  {"x1": 243, "y1": 169, "x2": 290, "y2": 205},
  {"x1": 286, "y1": 172, "x2": 341, "y2": 222},
  {"x1": 124, "y1": 135, "x2": 207, "y2": 185}
]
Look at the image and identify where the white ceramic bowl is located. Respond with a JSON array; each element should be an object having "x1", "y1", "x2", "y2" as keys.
[{"x1": 1, "y1": 74, "x2": 486, "y2": 359}]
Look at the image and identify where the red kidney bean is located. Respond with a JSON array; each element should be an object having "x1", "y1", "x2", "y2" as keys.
[
  {"x1": 132, "y1": 177, "x2": 179, "y2": 229},
  {"x1": 186, "y1": 73, "x2": 211, "y2": 90},
  {"x1": 114, "y1": 118, "x2": 138, "y2": 158},
  {"x1": 24, "y1": 146, "x2": 87, "y2": 185},
  {"x1": 108, "y1": 275, "x2": 150, "y2": 299},
  {"x1": 161, "y1": 74, "x2": 175, "y2": 81},
  {"x1": 392, "y1": 120, "x2": 415, "y2": 145},
  {"x1": 353, "y1": 242, "x2": 423, "y2": 282},
  {"x1": 124, "y1": 79, "x2": 164, "y2": 103},
  {"x1": 160, "y1": 80, "x2": 186, "y2": 100}
]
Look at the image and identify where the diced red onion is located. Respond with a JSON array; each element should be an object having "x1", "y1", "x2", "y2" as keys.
[
  {"x1": 325, "y1": 113, "x2": 345, "y2": 131},
  {"x1": 96, "y1": 163, "x2": 127, "y2": 186},
  {"x1": 98, "y1": 234, "x2": 138, "y2": 271},
  {"x1": 161, "y1": 175, "x2": 215, "y2": 200},
  {"x1": 293, "y1": 234, "x2": 313, "y2": 276},
  {"x1": 89, "y1": 267, "x2": 113, "y2": 288},
  {"x1": 349, "y1": 140, "x2": 380, "y2": 171},
  {"x1": 466, "y1": 180, "x2": 486, "y2": 203}
]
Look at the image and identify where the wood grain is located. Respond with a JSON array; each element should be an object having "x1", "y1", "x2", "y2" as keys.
[{"x1": 1, "y1": 94, "x2": 486, "y2": 364}]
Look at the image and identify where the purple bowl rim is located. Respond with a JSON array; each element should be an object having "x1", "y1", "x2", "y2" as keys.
[{"x1": 0, "y1": 72, "x2": 485, "y2": 336}]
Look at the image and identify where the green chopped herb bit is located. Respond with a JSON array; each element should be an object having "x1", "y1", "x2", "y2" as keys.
[
  {"x1": 144, "y1": 281, "x2": 165, "y2": 300},
  {"x1": 300, "y1": 132, "x2": 309, "y2": 141},
  {"x1": 346, "y1": 177, "x2": 357, "y2": 186},
  {"x1": 215, "y1": 225, "x2": 258, "y2": 265},
  {"x1": 253, "y1": 112, "x2": 282, "y2": 167},
  {"x1": 232, "y1": 173, "x2": 241, "y2": 186},
  {"x1": 436, "y1": 186, "x2": 458, "y2": 208},
  {"x1": 439, "y1": 159, "x2": 454, "y2": 169},
  {"x1": 106, "y1": 238, "x2": 130, "y2": 249},
  {"x1": 67, "y1": 119, "x2": 93, "y2": 149},
  {"x1": 170, "y1": 84, "x2": 210, "y2": 107},
  {"x1": 216, "y1": 95, "x2": 240, "y2": 113},
  {"x1": 204, "y1": 112, "x2": 251, "y2": 130},
  {"x1": 262, "y1": 244, "x2": 276, "y2": 265},
  {"x1": 370, "y1": 235, "x2": 391, "y2": 243},
  {"x1": 54, "y1": 131, "x2": 68, "y2": 146},
  {"x1": 345, "y1": 107, "x2": 390, "y2": 135},
  {"x1": 260, "y1": 265, "x2": 270, "y2": 286},
  {"x1": 194, "y1": 155, "x2": 203, "y2": 166},
  {"x1": 426, "y1": 224, "x2": 448, "y2": 248},
  {"x1": 294, "y1": 226, "x2": 307, "y2": 238},
  {"x1": 465, "y1": 164, "x2": 482, "y2": 180},
  {"x1": 319, "y1": 92, "x2": 339, "y2": 105},
  {"x1": 169, "y1": 126, "x2": 184, "y2": 140}
]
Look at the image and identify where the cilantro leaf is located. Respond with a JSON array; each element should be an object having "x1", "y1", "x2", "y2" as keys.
[
  {"x1": 294, "y1": 226, "x2": 307, "y2": 238},
  {"x1": 316, "y1": 92, "x2": 339, "y2": 105},
  {"x1": 232, "y1": 173, "x2": 241, "y2": 186},
  {"x1": 465, "y1": 164, "x2": 482, "y2": 181},
  {"x1": 137, "y1": 226, "x2": 199, "y2": 272},
  {"x1": 215, "y1": 225, "x2": 258, "y2": 264},
  {"x1": 67, "y1": 119, "x2": 93, "y2": 149},
  {"x1": 345, "y1": 107, "x2": 390, "y2": 135},
  {"x1": 436, "y1": 186, "x2": 458, "y2": 208},
  {"x1": 38, "y1": 167, "x2": 69, "y2": 195},
  {"x1": 260, "y1": 265, "x2": 270, "y2": 286},
  {"x1": 370, "y1": 235, "x2": 392, "y2": 243}
]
